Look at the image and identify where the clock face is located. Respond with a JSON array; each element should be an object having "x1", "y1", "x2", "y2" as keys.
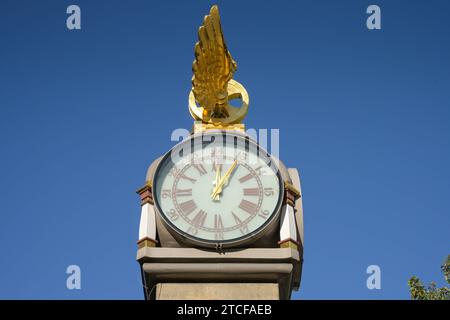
[{"x1": 152, "y1": 132, "x2": 283, "y2": 247}]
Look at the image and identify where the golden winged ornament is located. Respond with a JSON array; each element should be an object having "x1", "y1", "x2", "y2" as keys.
[{"x1": 189, "y1": 5, "x2": 249, "y2": 127}]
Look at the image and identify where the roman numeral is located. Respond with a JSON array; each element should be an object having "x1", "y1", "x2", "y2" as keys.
[
  {"x1": 214, "y1": 214, "x2": 224, "y2": 240},
  {"x1": 231, "y1": 211, "x2": 249, "y2": 235},
  {"x1": 179, "y1": 173, "x2": 196, "y2": 183},
  {"x1": 214, "y1": 214, "x2": 224, "y2": 230},
  {"x1": 191, "y1": 210, "x2": 207, "y2": 227},
  {"x1": 179, "y1": 200, "x2": 197, "y2": 215},
  {"x1": 174, "y1": 188, "x2": 192, "y2": 197},
  {"x1": 232, "y1": 211, "x2": 243, "y2": 225},
  {"x1": 239, "y1": 199, "x2": 258, "y2": 215},
  {"x1": 192, "y1": 163, "x2": 207, "y2": 176},
  {"x1": 239, "y1": 173, "x2": 254, "y2": 183},
  {"x1": 243, "y1": 188, "x2": 260, "y2": 196}
]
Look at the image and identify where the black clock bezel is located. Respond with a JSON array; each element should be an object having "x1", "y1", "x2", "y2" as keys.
[{"x1": 152, "y1": 130, "x2": 284, "y2": 249}]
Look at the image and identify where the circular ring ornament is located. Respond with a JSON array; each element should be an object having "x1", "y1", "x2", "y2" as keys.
[{"x1": 189, "y1": 79, "x2": 249, "y2": 125}]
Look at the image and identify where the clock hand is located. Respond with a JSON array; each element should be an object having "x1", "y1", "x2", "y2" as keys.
[
  {"x1": 213, "y1": 163, "x2": 222, "y2": 200},
  {"x1": 211, "y1": 159, "x2": 238, "y2": 199}
]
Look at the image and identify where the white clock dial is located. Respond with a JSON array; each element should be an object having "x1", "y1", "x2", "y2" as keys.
[{"x1": 153, "y1": 132, "x2": 283, "y2": 247}]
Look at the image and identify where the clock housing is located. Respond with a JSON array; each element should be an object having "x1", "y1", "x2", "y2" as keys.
[{"x1": 152, "y1": 131, "x2": 284, "y2": 249}]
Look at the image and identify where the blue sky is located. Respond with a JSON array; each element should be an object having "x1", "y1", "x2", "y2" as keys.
[{"x1": 0, "y1": 0, "x2": 449, "y2": 299}]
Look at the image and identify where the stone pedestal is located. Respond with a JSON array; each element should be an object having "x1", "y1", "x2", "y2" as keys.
[{"x1": 155, "y1": 283, "x2": 279, "y2": 300}]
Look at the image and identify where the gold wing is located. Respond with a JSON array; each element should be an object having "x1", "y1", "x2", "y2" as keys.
[{"x1": 192, "y1": 5, "x2": 237, "y2": 119}]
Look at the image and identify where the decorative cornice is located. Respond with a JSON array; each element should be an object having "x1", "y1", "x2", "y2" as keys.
[
  {"x1": 136, "y1": 181, "x2": 153, "y2": 206},
  {"x1": 192, "y1": 122, "x2": 245, "y2": 133},
  {"x1": 278, "y1": 238, "x2": 299, "y2": 250},
  {"x1": 284, "y1": 182, "x2": 301, "y2": 198},
  {"x1": 137, "y1": 237, "x2": 158, "y2": 249},
  {"x1": 284, "y1": 182, "x2": 300, "y2": 207}
]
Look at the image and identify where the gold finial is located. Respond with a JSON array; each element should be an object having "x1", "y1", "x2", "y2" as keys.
[{"x1": 189, "y1": 5, "x2": 249, "y2": 129}]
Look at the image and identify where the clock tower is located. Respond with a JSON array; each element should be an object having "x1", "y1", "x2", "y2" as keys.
[{"x1": 136, "y1": 5, "x2": 304, "y2": 300}]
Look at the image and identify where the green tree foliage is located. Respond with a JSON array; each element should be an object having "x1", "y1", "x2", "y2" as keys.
[{"x1": 408, "y1": 255, "x2": 450, "y2": 300}]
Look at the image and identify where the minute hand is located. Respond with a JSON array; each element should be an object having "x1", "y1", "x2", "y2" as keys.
[{"x1": 211, "y1": 160, "x2": 238, "y2": 199}]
